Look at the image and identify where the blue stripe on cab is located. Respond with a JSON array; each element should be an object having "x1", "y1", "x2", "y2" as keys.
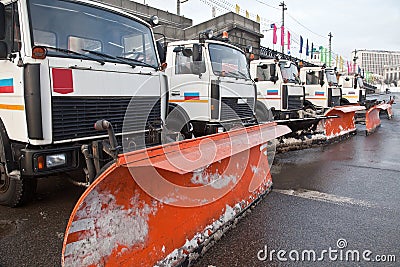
[
  {"x1": 0, "y1": 78, "x2": 13, "y2": 87},
  {"x1": 184, "y1": 92, "x2": 200, "y2": 96}
]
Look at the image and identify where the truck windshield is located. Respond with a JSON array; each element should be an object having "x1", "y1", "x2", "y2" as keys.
[
  {"x1": 325, "y1": 69, "x2": 338, "y2": 85},
  {"x1": 209, "y1": 43, "x2": 250, "y2": 79},
  {"x1": 279, "y1": 61, "x2": 300, "y2": 84},
  {"x1": 28, "y1": 0, "x2": 158, "y2": 68}
]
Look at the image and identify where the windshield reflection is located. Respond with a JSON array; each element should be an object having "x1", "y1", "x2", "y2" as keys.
[
  {"x1": 209, "y1": 43, "x2": 250, "y2": 79},
  {"x1": 279, "y1": 61, "x2": 300, "y2": 84},
  {"x1": 29, "y1": 0, "x2": 158, "y2": 67}
]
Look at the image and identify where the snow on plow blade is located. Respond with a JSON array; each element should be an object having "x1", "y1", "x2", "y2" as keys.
[
  {"x1": 276, "y1": 106, "x2": 365, "y2": 152},
  {"x1": 378, "y1": 99, "x2": 394, "y2": 120},
  {"x1": 324, "y1": 105, "x2": 366, "y2": 137},
  {"x1": 61, "y1": 122, "x2": 291, "y2": 267}
]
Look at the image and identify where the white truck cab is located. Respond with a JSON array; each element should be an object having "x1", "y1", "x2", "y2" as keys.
[
  {"x1": 0, "y1": 0, "x2": 167, "y2": 206},
  {"x1": 338, "y1": 74, "x2": 366, "y2": 104},
  {"x1": 299, "y1": 66, "x2": 342, "y2": 111},
  {"x1": 250, "y1": 59, "x2": 304, "y2": 121},
  {"x1": 165, "y1": 37, "x2": 256, "y2": 137}
]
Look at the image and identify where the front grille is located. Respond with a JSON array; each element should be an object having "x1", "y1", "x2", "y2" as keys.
[
  {"x1": 220, "y1": 97, "x2": 254, "y2": 121},
  {"x1": 52, "y1": 96, "x2": 161, "y2": 141},
  {"x1": 287, "y1": 95, "x2": 303, "y2": 110}
]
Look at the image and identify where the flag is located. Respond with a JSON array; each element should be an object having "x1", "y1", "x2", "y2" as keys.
[
  {"x1": 299, "y1": 36, "x2": 303, "y2": 54},
  {"x1": 310, "y1": 42, "x2": 313, "y2": 58},
  {"x1": 347, "y1": 61, "x2": 350, "y2": 74},
  {"x1": 340, "y1": 56, "x2": 344, "y2": 72},
  {"x1": 335, "y1": 55, "x2": 338, "y2": 68},
  {"x1": 306, "y1": 39, "x2": 309, "y2": 56},
  {"x1": 246, "y1": 10, "x2": 249, "y2": 18},
  {"x1": 272, "y1": 24, "x2": 277, "y2": 44},
  {"x1": 287, "y1": 31, "x2": 291, "y2": 51},
  {"x1": 235, "y1": 4, "x2": 240, "y2": 14},
  {"x1": 281, "y1": 25, "x2": 285, "y2": 47},
  {"x1": 319, "y1": 46, "x2": 324, "y2": 63}
]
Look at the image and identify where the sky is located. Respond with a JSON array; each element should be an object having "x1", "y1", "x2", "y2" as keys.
[{"x1": 139, "y1": 0, "x2": 400, "y2": 62}]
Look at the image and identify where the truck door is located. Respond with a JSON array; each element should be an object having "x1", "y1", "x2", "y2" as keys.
[
  {"x1": 169, "y1": 45, "x2": 209, "y2": 121},
  {"x1": 304, "y1": 70, "x2": 325, "y2": 107},
  {"x1": 255, "y1": 63, "x2": 281, "y2": 110},
  {"x1": 0, "y1": 2, "x2": 28, "y2": 141}
]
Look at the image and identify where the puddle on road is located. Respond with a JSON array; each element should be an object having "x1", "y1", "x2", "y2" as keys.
[{"x1": 0, "y1": 220, "x2": 17, "y2": 239}]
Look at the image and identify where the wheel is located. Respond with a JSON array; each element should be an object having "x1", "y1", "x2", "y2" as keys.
[
  {"x1": 340, "y1": 98, "x2": 351, "y2": 105},
  {"x1": 165, "y1": 105, "x2": 192, "y2": 140},
  {"x1": 255, "y1": 102, "x2": 273, "y2": 123},
  {"x1": 303, "y1": 100, "x2": 316, "y2": 111},
  {"x1": 0, "y1": 172, "x2": 37, "y2": 207},
  {"x1": 0, "y1": 123, "x2": 36, "y2": 207}
]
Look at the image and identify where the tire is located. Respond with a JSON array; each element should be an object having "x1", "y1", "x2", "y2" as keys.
[
  {"x1": 303, "y1": 100, "x2": 316, "y2": 111},
  {"x1": 0, "y1": 126, "x2": 36, "y2": 207},
  {"x1": 340, "y1": 98, "x2": 351, "y2": 105},
  {"x1": 255, "y1": 102, "x2": 273, "y2": 123},
  {"x1": 166, "y1": 105, "x2": 192, "y2": 139}
]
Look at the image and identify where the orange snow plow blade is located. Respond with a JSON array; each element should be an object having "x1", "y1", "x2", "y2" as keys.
[
  {"x1": 62, "y1": 122, "x2": 290, "y2": 267},
  {"x1": 365, "y1": 101, "x2": 394, "y2": 134},
  {"x1": 324, "y1": 105, "x2": 366, "y2": 137},
  {"x1": 365, "y1": 105, "x2": 381, "y2": 134},
  {"x1": 378, "y1": 99, "x2": 394, "y2": 120}
]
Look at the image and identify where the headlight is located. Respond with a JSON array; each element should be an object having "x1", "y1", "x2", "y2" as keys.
[{"x1": 46, "y1": 153, "x2": 67, "y2": 168}]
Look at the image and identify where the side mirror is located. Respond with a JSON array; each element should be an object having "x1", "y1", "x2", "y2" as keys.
[
  {"x1": 254, "y1": 77, "x2": 259, "y2": 82},
  {"x1": 319, "y1": 72, "x2": 325, "y2": 86},
  {"x1": 192, "y1": 61, "x2": 206, "y2": 75},
  {"x1": 0, "y1": 41, "x2": 7, "y2": 59},
  {"x1": 192, "y1": 43, "x2": 202, "y2": 62},
  {"x1": 173, "y1": 46, "x2": 183, "y2": 53},
  {"x1": 270, "y1": 76, "x2": 278, "y2": 84},
  {"x1": 0, "y1": 3, "x2": 5, "y2": 40}
]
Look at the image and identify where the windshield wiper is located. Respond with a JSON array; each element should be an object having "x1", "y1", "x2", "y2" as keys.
[
  {"x1": 116, "y1": 56, "x2": 158, "y2": 70},
  {"x1": 39, "y1": 46, "x2": 105, "y2": 65},
  {"x1": 82, "y1": 49, "x2": 137, "y2": 68},
  {"x1": 237, "y1": 70, "x2": 250, "y2": 80}
]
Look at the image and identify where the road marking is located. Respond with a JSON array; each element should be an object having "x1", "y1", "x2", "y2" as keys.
[
  {"x1": 273, "y1": 188, "x2": 375, "y2": 208},
  {"x1": 344, "y1": 164, "x2": 400, "y2": 173}
]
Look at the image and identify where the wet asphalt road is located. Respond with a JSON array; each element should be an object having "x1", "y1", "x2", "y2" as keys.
[
  {"x1": 0, "y1": 94, "x2": 399, "y2": 267},
  {"x1": 195, "y1": 94, "x2": 400, "y2": 266}
]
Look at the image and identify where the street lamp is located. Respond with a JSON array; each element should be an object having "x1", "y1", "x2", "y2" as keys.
[{"x1": 177, "y1": 0, "x2": 189, "y2": 16}]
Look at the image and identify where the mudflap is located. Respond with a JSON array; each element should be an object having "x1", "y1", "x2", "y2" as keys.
[{"x1": 61, "y1": 123, "x2": 291, "y2": 267}]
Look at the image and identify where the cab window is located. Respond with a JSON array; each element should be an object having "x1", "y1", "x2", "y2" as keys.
[
  {"x1": 306, "y1": 71, "x2": 320, "y2": 85},
  {"x1": 4, "y1": 2, "x2": 21, "y2": 53}
]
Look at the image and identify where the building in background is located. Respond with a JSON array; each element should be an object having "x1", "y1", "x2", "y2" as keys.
[
  {"x1": 383, "y1": 64, "x2": 400, "y2": 86},
  {"x1": 352, "y1": 50, "x2": 400, "y2": 76},
  {"x1": 99, "y1": 0, "x2": 263, "y2": 58}
]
